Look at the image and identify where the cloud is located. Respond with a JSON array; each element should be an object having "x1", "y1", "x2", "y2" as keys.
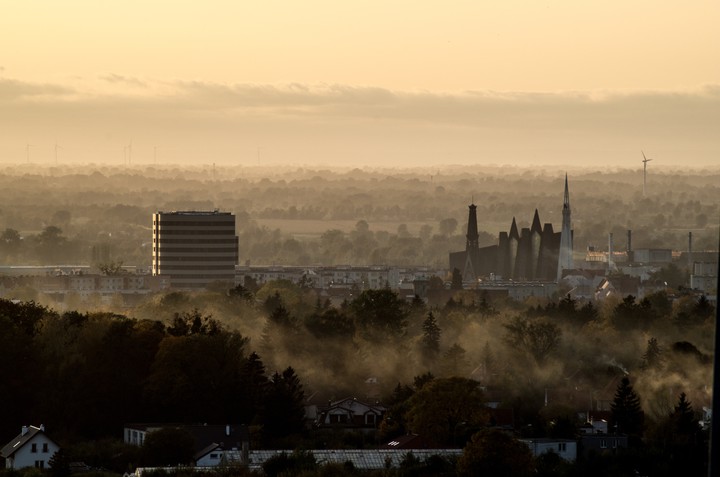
[
  {"x1": 0, "y1": 76, "x2": 717, "y2": 166},
  {"x1": 99, "y1": 74, "x2": 148, "y2": 88},
  {"x1": 0, "y1": 78, "x2": 75, "y2": 101}
]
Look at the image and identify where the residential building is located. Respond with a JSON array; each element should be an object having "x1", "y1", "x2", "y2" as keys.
[
  {"x1": 315, "y1": 398, "x2": 387, "y2": 432},
  {"x1": 152, "y1": 211, "x2": 238, "y2": 289},
  {"x1": 124, "y1": 423, "x2": 249, "y2": 466},
  {"x1": 0, "y1": 425, "x2": 59, "y2": 469},
  {"x1": 519, "y1": 438, "x2": 577, "y2": 462}
]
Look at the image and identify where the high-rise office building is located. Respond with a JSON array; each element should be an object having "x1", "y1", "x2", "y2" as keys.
[{"x1": 152, "y1": 210, "x2": 238, "y2": 289}]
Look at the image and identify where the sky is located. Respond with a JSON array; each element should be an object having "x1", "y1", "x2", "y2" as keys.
[{"x1": 0, "y1": 1, "x2": 718, "y2": 167}]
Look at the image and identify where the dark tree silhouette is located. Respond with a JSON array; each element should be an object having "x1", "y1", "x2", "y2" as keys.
[
  {"x1": 263, "y1": 367, "x2": 306, "y2": 440},
  {"x1": 420, "y1": 312, "x2": 441, "y2": 363},
  {"x1": 457, "y1": 428, "x2": 535, "y2": 477},
  {"x1": 611, "y1": 376, "x2": 644, "y2": 437},
  {"x1": 349, "y1": 288, "x2": 408, "y2": 340},
  {"x1": 641, "y1": 337, "x2": 663, "y2": 370}
]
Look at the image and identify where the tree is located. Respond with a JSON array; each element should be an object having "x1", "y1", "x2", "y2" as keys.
[
  {"x1": 48, "y1": 448, "x2": 72, "y2": 477},
  {"x1": 0, "y1": 227, "x2": 22, "y2": 257},
  {"x1": 98, "y1": 260, "x2": 124, "y2": 276},
  {"x1": 263, "y1": 367, "x2": 306, "y2": 440},
  {"x1": 35, "y1": 225, "x2": 67, "y2": 262},
  {"x1": 349, "y1": 288, "x2": 408, "y2": 340},
  {"x1": 420, "y1": 312, "x2": 441, "y2": 363},
  {"x1": 167, "y1": 309, "x2": 222, "y2": 336},
  {"x1": 611, "y1": 376, "x2": 644, "y2": 437},
  {"x1": 503, "y1": 316, "x2": 562, "y2": 364},
  {"x1": 262, "y1": 450, "x2": 317, "y2": 477},
  {"x1": 140, "y1": 427, "x2": 195, "y2": 466},
  {"x1": 404, "y1": 377, "x2": 488, "y2": 447},
  {"x1": 304, "y1": 307, "x2": 355, "y2": 340},
  {"x1": 450, "y1": 268, "x2": 463, "y2": 290},
  {"x1": 439, "y1": 217, "x2": 458, "y2": 236},
  {"x1": 457, "y1": 428, "x2": 535, "y2": 477},
  {"x1": 440, "y1": 343, "x2": 469, "y2": 377},
  {"x1": 640, "y1": 337, "x2": 663, "y2": 370}
]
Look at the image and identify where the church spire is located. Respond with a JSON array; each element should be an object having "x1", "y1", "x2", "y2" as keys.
[
  {"x1": 466, "y1": 203, "x2": 479, "y2": 251},
  {"x1": 557, "y1": 173, "x2": 573, "y2": 281}
]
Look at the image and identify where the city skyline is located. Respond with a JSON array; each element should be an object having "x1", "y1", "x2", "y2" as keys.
[{"x1": 1, "y1": 1, "x2": 718, "y2": 166}]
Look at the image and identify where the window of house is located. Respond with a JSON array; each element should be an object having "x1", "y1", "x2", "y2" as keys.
[
  {"x1": 365, "y1": 414, "x2": 376, "y2": 425},
  {"x1": 31, "y1": 443, "x2": 37, "y2": 453},
  {"x1": 35, "y1": 461, "x2": 44, "y2": 468},
  {"x1": 600, "y1": 439, "x2": 607, "y2": 449},
  {"x1": 558, "y1": 443, "x2": 566, "y2": 452},
  {"x1": 210, "y1": 454, "x2": 218, "y2": 459},
  {"x1": 42, "y1": 443, "x2": 48, "y2": 453},
  {"x1": 331, "y1": 413, "x2": 350, "y2": 424},
  {"x1": 612, "y1": 439, "x2": 617, "y2": 448}
]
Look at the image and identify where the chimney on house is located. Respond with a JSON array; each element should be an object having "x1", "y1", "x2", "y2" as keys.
[
  {"x1": 226, "y1": 425, "x2": 231, "y2": 436},
  {"x1": 21, "y1": 426, "x2": 28, "y2": 436}
]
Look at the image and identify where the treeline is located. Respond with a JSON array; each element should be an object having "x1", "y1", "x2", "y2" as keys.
[
  {"x1": 0, "y1": 164, "x2": 717, "y2": 268},
  {"x1": 0, "y1": 299, "x2": 305, "y2": 452}
]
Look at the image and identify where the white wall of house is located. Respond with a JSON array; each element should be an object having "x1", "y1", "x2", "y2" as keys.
[
  {"x1": 6, "y1": 435, "x2": 59, "y2": 469},
  {"x1": 520, "y1": 439, "x2": 577, "y2": 462}
]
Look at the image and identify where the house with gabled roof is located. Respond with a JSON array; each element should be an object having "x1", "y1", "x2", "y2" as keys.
[
  {"x1": 315, "y1": 398, "x2": 387, "y2": 432},
  {"x1": 1, "y1": 425, "x2": 59, "y2": 469}
]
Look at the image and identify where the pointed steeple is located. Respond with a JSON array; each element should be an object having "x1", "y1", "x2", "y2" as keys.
[
  {"x1": 531, "y1": 209, "x2": 542, "y2": 234},
  {"x1": 466, "y1": 203, "x2": 479, "y2": 250},
  {"x1": 509, "y1": 217, "x2": 520, "y2": 241},
  {"x1": 557, "y1": 174, "x2": 573, "y2": 281}
]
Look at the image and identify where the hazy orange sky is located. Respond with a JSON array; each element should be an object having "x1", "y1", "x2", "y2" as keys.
[{"x1": 1, "y1": 1, "x2": 718, "y2": 167}]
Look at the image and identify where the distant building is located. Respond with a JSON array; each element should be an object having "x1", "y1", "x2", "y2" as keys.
[
  {"x1": 152, "y1": 211, "x2": 238, "y2": 289},
  {"x1": 691, "y1": 261, "x2": 718, "y2": 304},
  {"x1": 449, "y1": 176, "x2": 572, "y2": 282}
]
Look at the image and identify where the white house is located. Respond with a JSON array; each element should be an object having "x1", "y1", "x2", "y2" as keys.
[
  {"x1": 519, "y1": 438, "x2": 577, "y2": 462},
  {"x1": 0, "y1": 425, "x2": 59, "y2": 469}
]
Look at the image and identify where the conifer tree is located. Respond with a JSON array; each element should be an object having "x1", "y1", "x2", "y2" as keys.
[
  {"x1": 420, "y1": 312, "x2": 441, "y2": 363},
  {"x1": 611, "y1": 376, "x2": 644, "y2": 437},
  {"x1": 641, "y1": 337, "x2": 663, "y2": 370}
]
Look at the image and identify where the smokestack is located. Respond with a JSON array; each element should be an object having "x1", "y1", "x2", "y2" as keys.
[
  {"x1": 226, "y1": 425, "x2": 231, "y2": 436},
  {"x1": 627, "y1": 230, "x2": 632, "y2": 253},
  {"x1": 608, "y1": 233, "x2": 614, "y2": 271},
  {"x1": 688, "y1": 231, "x2": 693, "y2": 269}
]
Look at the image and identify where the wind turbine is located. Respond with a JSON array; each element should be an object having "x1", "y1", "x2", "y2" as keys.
[
  {"x1": 641, "y1": 151, "x2": 653, "y2": 197},
  {"x1": 54, "y1": 142, "x2": 63, "y2": 165},
  {"x1": 26, "y1": 143, "x2": 35, "y2": 163}
]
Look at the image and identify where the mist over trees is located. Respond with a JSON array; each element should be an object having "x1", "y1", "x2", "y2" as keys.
[
  {"x1": 0, "y1": 163, "x2": 717, "y2": 475},
  {"x1": 0, "y1": 164, "x2": 717, "y2": 268},
  {"x1": 1, "y1": 264, "x2": 715, "y2": 472}
]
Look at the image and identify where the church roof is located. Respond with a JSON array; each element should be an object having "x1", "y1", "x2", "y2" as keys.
[
  {"x1": 531, "y1": 209, "x2": 543, "y2": 234},
  {"x1": 509, "y1": 217, "x2": 520, "y2": 241}
]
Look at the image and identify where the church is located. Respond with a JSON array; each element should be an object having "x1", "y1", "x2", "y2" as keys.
[{"x1": 449, "y1": 175, "x2": 573, "y2": 283}]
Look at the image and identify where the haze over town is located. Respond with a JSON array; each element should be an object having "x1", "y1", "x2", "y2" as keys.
[{"x1": 1, "y1": 2, "x2": 719, "y2": 476}]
